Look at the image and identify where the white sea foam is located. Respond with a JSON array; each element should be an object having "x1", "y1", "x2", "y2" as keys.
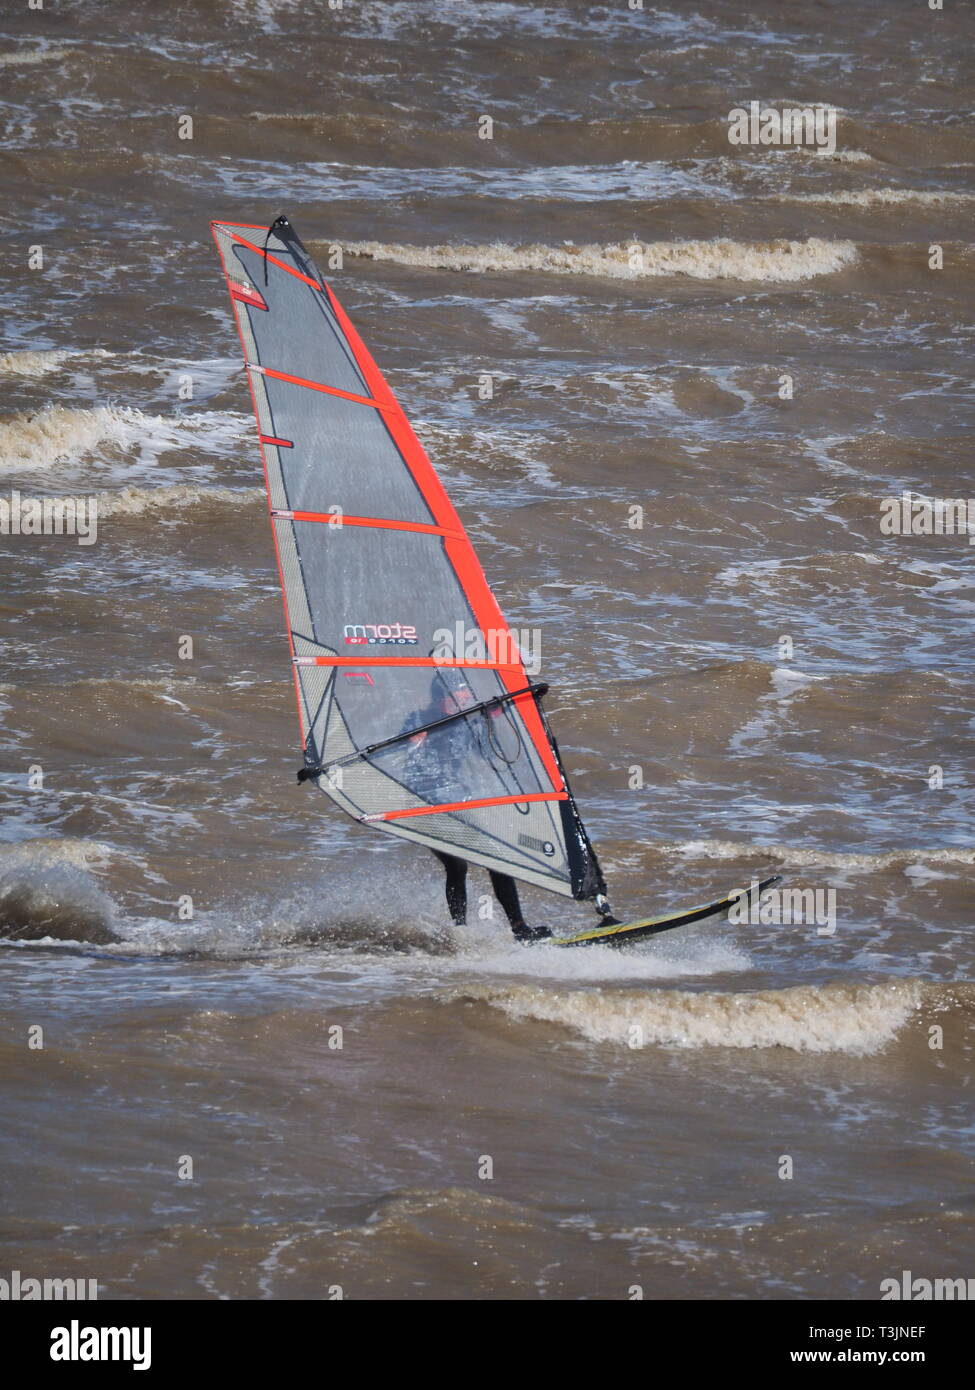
[
  {"x1": 779, "y1": 188, "x2": 975, "y2": 206},
  {"x1": 0, "y1": 45, "x2": 71, "y2": 68},
  {"x1": 662, "y1": 838, "x2": 975, "y2": 871},
  {"x1": 298, "y1": 0, "x2": 716, "y2": 44},
  {"x1": 813, "y1": 149, "x2": 873, "y2": 163},
  {"x1": 0, "y1": 348, "x2": 115, "y2": 377},
  {"x1": 0, "y1": 837, "x2": 114, "y2": 872},
  {"x1": 344, "y1": 237, "x2": 858, "y2": 283},
  {"x1": 0, "y1": 837, "x2": 119, "y2": 945},
  {"x1": 218, "y1": 158, "x2": 725, "y2": 204},
  {"x1": 94, "y1": 483, "x2": 263, "y2": 517},
  {"x1": 467, "y1": 978, "x2": 923, "y2": 1053},
  {"x1": 0, "y1": 404, "x2": 248, "y2": 475},
  {"x1": 729, "y1": 666, "x2": 827, "y2": 754}
]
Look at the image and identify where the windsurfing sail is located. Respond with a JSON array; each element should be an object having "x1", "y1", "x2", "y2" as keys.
[{"x1": 210, "y1": 214, "x2": 608, "y2": 902}]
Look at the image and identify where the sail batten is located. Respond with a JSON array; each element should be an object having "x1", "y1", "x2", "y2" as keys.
[{"x1": 211, "y1": 214, "x2": 606, "y2": 901}]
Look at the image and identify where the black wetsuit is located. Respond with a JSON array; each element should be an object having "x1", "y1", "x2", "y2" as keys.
[{"x1": 431, "y1": 849, "x2": 526, "y2": 931}]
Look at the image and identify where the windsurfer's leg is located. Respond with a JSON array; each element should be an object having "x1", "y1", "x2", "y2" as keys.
[
  {"x1": 488, "y1": 871, "x2": 527, "y2": 930},
  {"x1": 489, "y1": 871, "x2": 552, "y2": 942},
  {"x1": 433, "y1": 850, "x2": 467, "y2": 925}
]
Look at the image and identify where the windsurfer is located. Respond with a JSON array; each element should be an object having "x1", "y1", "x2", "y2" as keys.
[{"x1": 403, "y1": 675, "x2": 551, "y2": 943}]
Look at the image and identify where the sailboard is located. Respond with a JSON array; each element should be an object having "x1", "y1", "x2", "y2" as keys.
[
  {"x1": 549, "y1": 876, "x2": 781, "y2": 948},
  {"x1": 211, "y1": 212, "x2": 774, "y2": 942}
]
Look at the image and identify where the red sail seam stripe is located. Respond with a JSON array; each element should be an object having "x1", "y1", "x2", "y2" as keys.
[
  {"x1": 230, "y1": 284, "x2": 268, "y2": 310},
  {"x1": 364, "y1": 793, "x2": 568, "y2": 822},
  {"x1": 294, "y1": 657, "x2": 525, "y2": 668},
  {"x1": 210, "y1": 223, "x2": 308, "y2": 748},
  {"x1": 251, "y1": 365, "x2": 387, "y2": 410},
  {"x1": 322, "y1": 283, "x2": 565, "y2": 792},
  {"x1": 260, "y1": 434, "x2": 294, "y2": 448},
  {"x1": 223, "y1": 229, "x2": 323, "y2": 290},
  {"x1": 272, "y1": 511, "x2": 464, "y2": 539}
]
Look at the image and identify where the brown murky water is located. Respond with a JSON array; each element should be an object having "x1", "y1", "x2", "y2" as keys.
[{"x1": 1, "y1": 1, "x2": 973, "y2": 1300}]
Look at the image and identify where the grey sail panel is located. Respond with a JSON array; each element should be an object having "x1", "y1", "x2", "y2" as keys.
[{"x1": 260, "y1": 379, "x2": 437, "y2": 525}]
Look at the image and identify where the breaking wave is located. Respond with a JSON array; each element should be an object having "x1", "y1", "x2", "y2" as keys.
[
  {"x1": 0, "y1": 45, "x2": 71, "y2": 68},
  {"x1": 94, "y1": 483, "x2": 263, "y2": 517},
  {"x1": 662, "y1": 838, "x2": 975, "y2": 871},
  {"x1": 0, "y1": 348, "x2": 114, "y2": 377},
  {"x1": 0, "y1": 404, "x2": 247, "y2": 473},
  {"x1": 0, "y1": 838, "x2": 118, "y2": 944},
  {"x1": 344, "y1": 236, "x2": 858, "y2": 283},
  {"x1": 464, "y1": 979, "x2": 926, "y2": 1054},
  {"x1": 778, "y1": 189, "x2": 975, "y2": 207}
]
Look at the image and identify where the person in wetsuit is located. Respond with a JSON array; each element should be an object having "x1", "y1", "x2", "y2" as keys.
[{"x1": 402, "y1": 674, "x2": 551, "y2": 943}]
